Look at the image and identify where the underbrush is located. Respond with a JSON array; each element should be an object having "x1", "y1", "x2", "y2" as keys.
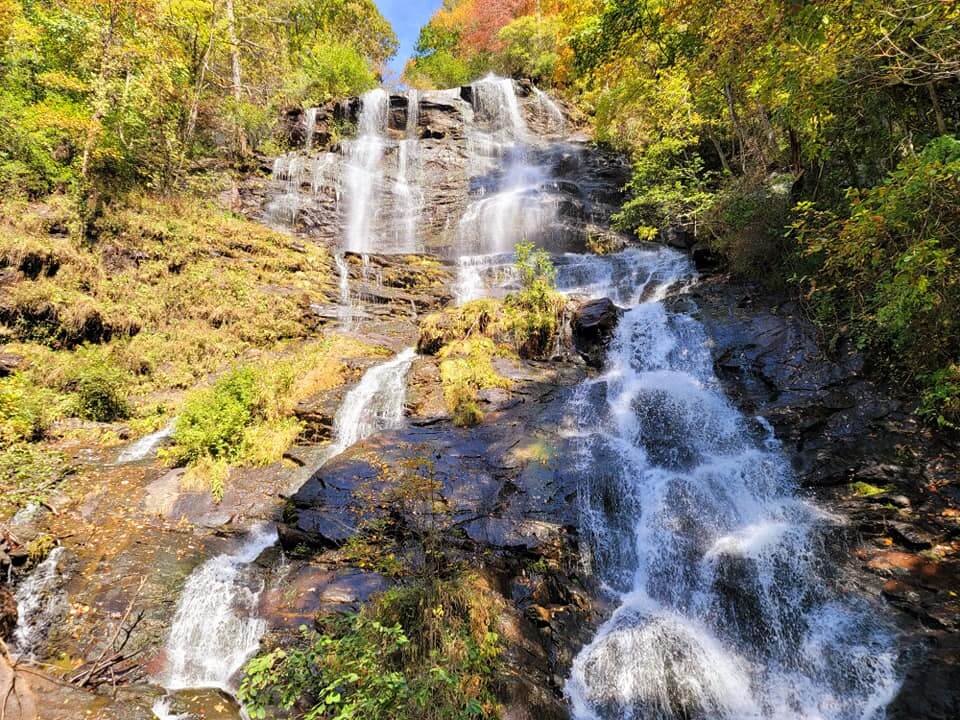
[
  {"x1": 793, "y1": 136, "x2": 960, "y2": 427},
  {"x1": 242, "y1": 455, "x2": 503, "y2": 719},
  {"x1": 240, "y1": 574, "x2": 503, "y2": 720},
  {"x1": 417, "y1": 243, "x2": 563, "y2": 427},
  {"x1": 162, "y1": 336, "x2": 383, "y2": 499}
]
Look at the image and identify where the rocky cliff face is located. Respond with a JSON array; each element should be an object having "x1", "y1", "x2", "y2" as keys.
[{"x1": 253, "y1": 80, "x2": 631, "y2": 258}]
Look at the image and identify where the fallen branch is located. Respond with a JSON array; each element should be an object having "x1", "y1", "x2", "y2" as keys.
[{"x1": 70, "y1": 576, "x2": 146, "y2": 689}]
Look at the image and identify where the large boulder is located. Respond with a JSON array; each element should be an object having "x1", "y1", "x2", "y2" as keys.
[{"x1": 572, "y1": 298, "x2": 622, "y2": 368}]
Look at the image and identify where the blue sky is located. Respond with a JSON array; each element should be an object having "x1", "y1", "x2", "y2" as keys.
[{"x1": 375, "y1": 0, "x2": 443, "y2": 85}]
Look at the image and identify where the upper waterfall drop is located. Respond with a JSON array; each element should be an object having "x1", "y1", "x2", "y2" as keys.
[{"x1": 344, "y1": 88, "x2": 390, "y2": 253}]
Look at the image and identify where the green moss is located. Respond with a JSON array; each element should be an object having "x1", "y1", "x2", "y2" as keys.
[{"x1": 851, "y1": 481, "x2": 888, "y2": 497}]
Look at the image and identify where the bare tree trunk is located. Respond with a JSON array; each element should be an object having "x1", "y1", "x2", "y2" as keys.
[
  {"x1": 225, "y1": 0, "x2": 249, "y2": 156},
  {"x1": 928, "y1": 82, "x2": 947, "y2": 135},
  {"x1": 724, "y1": 82, "x2": 746, "y2": 173}
]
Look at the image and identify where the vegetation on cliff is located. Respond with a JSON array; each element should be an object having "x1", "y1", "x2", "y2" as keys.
[
  {"x1": 418, "y1": 243, "x2": 564, "y2": 426},
  {"x1": 408, "y1": 0, "x2": 960, "y2": 425}
]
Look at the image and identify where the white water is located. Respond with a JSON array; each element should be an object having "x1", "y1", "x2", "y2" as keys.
[
  {"x1": 344, "y1": 88, "x2": 389, "y2": 252},
  {"x1": 326, "y1": 347, "x2": 416, "y2": 457},
  {"x1": 162, "y1": 523, "x2": 278, "y2": 692},
  {"x1": 152, "y1": 697, "x2": 190, "y2": 720},
  {"x1": 118, "y1": 420, "x2": 176, "y2": 463},
  {"x1": 304, "y1": 107, "x2": 318, "y2": 150},
  {"x1": 159, "y1": 347, "x2": 416, "y2": 698},
  {"x1": 10, "y1": 546, "x2": 67, "y2": 660},
  {"x1": 561, "y1": 249, "x2": 901, "y2": 719}
]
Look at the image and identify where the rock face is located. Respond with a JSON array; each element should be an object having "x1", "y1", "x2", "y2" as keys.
[
  {"x1": 252, "y1": 83, "x2": 632, "y2": 258},
  {"x1": 0, "y1": 585, "x2": 16, "y2": 640},
  {"x1": 678, "y1": 275, "x2": 960, "y2": 718},
  {"x1": 571, "y1": 298, "x2": 621, "y2": 368},
  {"x1": 280, "y1": 355, "x2": 597, "y2": 718}
]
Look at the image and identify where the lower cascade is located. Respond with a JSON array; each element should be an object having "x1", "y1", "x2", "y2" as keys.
[
  {"x1": 562, "y1": 249, "x2": 901, "y2": 719},
  {"x1": 161, "y1": 523, "x2": 278, "y2": 691},
  {"x1": 157, "y1": 346, "x2": 417, "y2": 698}
]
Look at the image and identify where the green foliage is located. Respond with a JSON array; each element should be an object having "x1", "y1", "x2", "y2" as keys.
[
  {"x1": 0, "y1": 374, "x2": 63, "y2": 443},
  {"x1": 240, "y1": 575, "x2": 502, "y2": 720},
  {"x1": 67, "y1": 352, "x2": 131, "y2": 422},
  {"x1": 503, "y1": 242, "x2": 563, "y2": 356},
  {"x1": 165, "y1": 365, "x2": 261, "y2": 466},
  {"x1": 284, "y1": 38, "x2": 379, "y2": 106},
  {"x1": 794, "y1": 136, "x2": 960, "y2": 425},
  {"x1": 0, "y1": 0, "x2": 397, "y2": 200},
  {"x1": 0, "y1": 443, "x2": 69, "y2": 515},
  {"x1": 496, "y1": 16, "x2": 561, "y2": 82}
]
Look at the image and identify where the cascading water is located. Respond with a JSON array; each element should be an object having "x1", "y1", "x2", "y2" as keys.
[
  {"x1": 560, "y1": 248, "x2": 901, "y2": 719},
  {"x1": 344, "y1": 88, "x2": 389, "y2": 253},
  {"x1": 304, "y1": 107, "x2": 318, "y2": 150},
  {"x1": 162, "y1": 523, "x2": 278, "y2": 692},
  {"x1": 159, "y1": 347, "x2": 417, "y2": 699},
  {"x1": 117, "y1": 419, "x2": 176, "y2": 463},
  {"x1": 455, "y1": 76, "x2": 563, "y2": 300},
  {"x1": 10, "y1": 546, "x2": 67, "y2": 660},
  {"x1": 391, "y1": 90, "x2": 422, "y2": 253},
  {"x1": 325, "y1": 347, "x2": 416, "y2": 458}
]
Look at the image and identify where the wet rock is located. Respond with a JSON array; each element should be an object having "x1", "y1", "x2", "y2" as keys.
[
  {"x1": 0, "y1": 585, "x2": 17, "y2": 640},
  {"x1": 660, "y1": 225, "x2": 693, "y2": 249},
  {"x1": 572, "y1": 298, "x2": 621, "y2": 368},
  {"x1": 887, "y1": 633, "x2": 960, "y2": 720},
  {"x1": 262, "y1": 565, "x2": 390, "y2": 627}
]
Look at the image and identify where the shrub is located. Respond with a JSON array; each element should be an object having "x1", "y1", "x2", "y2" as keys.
[
  {"x1": 164, "y1": 366, "x2": 261, "y2": 465},
  {"x1": 0, "y1": 374, "x2": 62, "y2": 442},
  {"x1": 70, "y1": 357, "x2": 130, "y2": 422},
  {"x1": 794, "y1": 135, "x2": 960, "y2": 425},
  {"x1": 438, "y1": 337, "x2": 511, "y2": 428},
  {"x1": 240, "y1": 575, "x2": 502, "y2": 720},
  {"x1": 0, "y1": 443, "x2": 69, "y2": 515}
]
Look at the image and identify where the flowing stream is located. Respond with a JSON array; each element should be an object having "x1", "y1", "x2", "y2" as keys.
[
  {"x1": 157, "y1": 346, "x2": 417, "y2": 699},
  {"x1": 559, "y1": 250, "x2": 901, "y2": 719}
]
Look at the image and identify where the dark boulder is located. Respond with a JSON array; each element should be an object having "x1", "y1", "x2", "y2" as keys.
[
  {"x1": 572, "y1": 298, "x2": 622, "y2": 368},
  {"x1": 660, "y1": 225, "x2": 694, "y2": 250},
  {"x1": 0, "y1": 352, "x2": 25, "y2": 377}
]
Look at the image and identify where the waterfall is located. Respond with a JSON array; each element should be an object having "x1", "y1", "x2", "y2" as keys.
[
  {"x1": 117, "y1": 419, "x2": 176, "y2": 463},
  {"x1": 344, "y1": 88, "x2": 389, "y2": 253},
  {"x1": 533, "y1": 87, "x2": 566, "y2": 134},
  {"x1": 304, "y1": 107, "x2": 318, "y2": 150},
  {"x1": 456, "y1": 76, "x2": 559, "y2": 296},
  {"x1": 561, "y1": 249, "x2": 901, "y2": 719},
  {"x1": 326, "y1": 347, "x2": 416, "y2": 457},
  {"x1": 10, "y1": 547, "x2": 67, "y2": 660},
  {"x1": 159, "y1": 347, "x2": 416, "y2": 698},
  {"x1": 335, "y1": 252, "x2": 353, "y2": 326},
  {"x1": 161, "y1": 523, "x2": 278, "y2": 692}
]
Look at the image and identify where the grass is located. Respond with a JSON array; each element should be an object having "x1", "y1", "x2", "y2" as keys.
[{"x1": 161, "y1": 334, "x2": 385, "y2": 498}]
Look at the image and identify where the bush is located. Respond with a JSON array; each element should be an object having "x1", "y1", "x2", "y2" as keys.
[
  {"x1": 0, "y1": 374, "x2": 62, "y2": 443},
  {"x1": 70, "y1": 358, "x2": 130, "y2": 422},
  {"x1": 794, "y1": 135, "x2": 960, "y2": 425},
  {"x1": 0, "y1": 443, "x2": 69, "y2": 515},
  {"x1": 240, "y1": 575, "x2": 502, "y2": 720},
  {"x1": 164, "y1": 366, "x2": 261, "y2": 465}
]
